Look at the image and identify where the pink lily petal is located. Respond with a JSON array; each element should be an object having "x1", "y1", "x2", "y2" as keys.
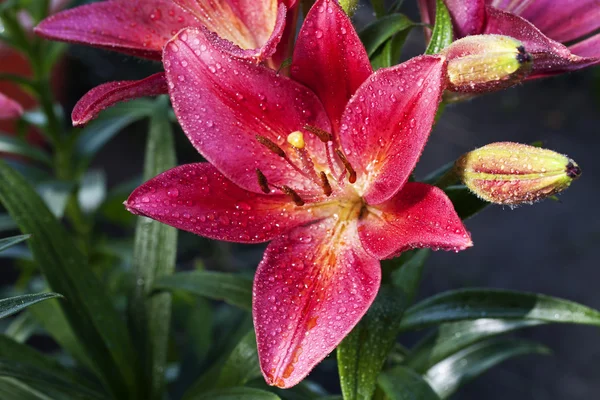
[
  {"x1": 340, "y1": 55, "x2": 446, "y2": 205},
  {"x1": 163, "y1": 27, "x2": 331, "y2": 196},
  {"x1": 358, "y1": 182, "x2": 472, "y2": 259},
  {"x1": 291, "y1": 0, "x2": 372, "y2": 133},
  {"x1": 489, "y1": 0, "x2": 600, "y2": 44},
  {"x1": 173, "y1": 0, "x2": 288, "y2": 63},
  {"x1": 253, "y1": 217, "x2": 380, "y2": 388},
  {"x1": 418, "y1": 0, "x2": 485, "y2": 38},
  {"x1": 0, "y1": 93, "x2": 23, "y2": 120},
  {"x1": 484, "y1": 6, "x2": 600, "y2": 76},
  {"x1": 126, "y1": 163, "x2": 327, "y2": 243},
  {"x1": 35, "y1": 0, "x2": 198, "y2": 60},
  {"x1": 269, "y1": 4, "x2": 300, "y2": 70},
  {"x1": 72, "y1": 72, "x2": 168, "y2": 126},
  {"x1": 569, "y1": 33, "x2": 600, "y2": 59}
]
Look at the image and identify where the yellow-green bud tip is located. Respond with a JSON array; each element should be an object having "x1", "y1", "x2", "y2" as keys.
[
  {"x1": 442, "y1": 35, "x2": 533, "y2": 94},
  {"x1": 456, "y1": 142, "x2": 581, "y2": 205}
]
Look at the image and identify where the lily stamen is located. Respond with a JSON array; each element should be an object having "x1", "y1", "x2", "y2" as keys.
[
  {"x1": 256, "y1": 134, "x2": 286, "y2": 157},
  {"x1": 335, "y1": 149, "x2": 357, "y2": 184},
  {"x1": 319, "y1": 171, "x2": 332, "y2": 196},
  {"x1": 256, "y1": 168, "x2": 271, "y2": 194},
  {"x1": 303, "y1": 125, "x2": 333, "y2": 142},
  {"x1": 280, "y1": 185, "x2": 305, "y2": 206}
]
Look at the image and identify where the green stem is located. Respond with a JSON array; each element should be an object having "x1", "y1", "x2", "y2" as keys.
[{"x1": 434, "y1": 164, "x2": 459, "y2": 189}]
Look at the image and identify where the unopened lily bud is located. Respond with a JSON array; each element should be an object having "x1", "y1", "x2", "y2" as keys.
[
  {"x1": 456, "y1": 142, "x2": 581, "y2": 205},
  {"x1": 442, "y1": 35, "x2": 533, "y2": 93}
]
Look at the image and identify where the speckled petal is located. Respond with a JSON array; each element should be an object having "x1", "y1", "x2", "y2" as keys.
[
  {"x1": 125, "y1": 163, "x2": 324, "y2": 243},
  {"x1": 72, "y1": 73, "x2": 168, "y2": 126},
  {"x1": 291, "y1": 0, "x2": 372, "y2": 133},
  {"x1": 173, "y1": 0, "x2": 288, "y2": 63},
  {"x1": 490, "y1": 0, "x2": 600, "y2": 44},
  {"x1": 358, "y1": 182, "x2": 472, "y2": 259},
  {"x1": 163, "y1": 27, "x2": 331, "y2": 196},
  {"x1": 35, "y1": 0, "x2": 198, "y2": 60},
  {"x1": 569, "y1": 33, "x2": 600, "y2": 59},
  {"x1": 254, "y1": 217, "x2": 380, "y2": 388},
  {"x1": 340, "y1": 55, "x2": 446, "y2": 205},
  {"x1": 0, "y1": 93, "x2": 23, "y2": 120},
  {"x1": 483, "y1": 6, "x2": 600, "y2": 77},
  {"x1": 418, "y1": 0, "x2": 485, "y2": 38}
]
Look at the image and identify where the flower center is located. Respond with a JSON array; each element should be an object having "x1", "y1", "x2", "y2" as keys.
[{"x1": 254, "y1": 127, "x2": 358, "y2": 206}]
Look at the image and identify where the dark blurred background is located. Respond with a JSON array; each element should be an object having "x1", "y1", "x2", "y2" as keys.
[{"x1": 52, "y1": 1, "x2": 600, "y2": 399}]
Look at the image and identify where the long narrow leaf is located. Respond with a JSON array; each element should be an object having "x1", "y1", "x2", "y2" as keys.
[
  {"x1": 400, "y1": 288, "x2": 600, "y2": 331},
  {"x1": 378, "y1": 366, "x2": 440, "y2": 400},
  {"x1": 128, "y1": 97, "x2": 178, "y2": 400},
  {"x1": 188, "y1": 387, "x2": 281, "y2": 400},
  {"x1": 425, "y1": 0, "x2": 453, "y2": 55},
  {"x1": 403, "y1": 319, "x2": 543, "y2": 373},
  {"x1": 0, "y1": 161, "x2": 138, "y2": 398},
  {"x1": 0, "y1": 360, "x2": 110, "y2": 400},
  {"x1": 0, "y1": 134, "x2": 52, "y2": 166},
  {"x1": 0, "y1": 335, "x2": 104, "y2": 395},
  {"x1": 153, "y1": 271, "x2": 253, "y2": 311},
  {"x1": 424, "y1": 338, "x2": 550, "y2": 398},
  {"x1": 0, "y1": 234, "x2": 30, "y2": 252},
  {"x1": 0, "y1": 293, "x2": 62, "y2": 320},
  {"x1": 0, "y1": 377, "x2": 55, "y2": 400},
  {"x1": 359, "y1": 14, "x2": 415, "y2": 56}
]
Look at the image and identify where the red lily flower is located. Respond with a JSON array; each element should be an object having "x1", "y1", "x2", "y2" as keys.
[
  {"x1": 419, "y1": 0, "x2": 600, "y2": 78},
  {"x1": 35, "y1": 0, "x2": 298, "y2": 125},
  {"x1": 126, "y1": 0, "x2": 472, "y2": 388},
  {"x1": 0, "y1": 92, "x2": 24, "y2": 120}
]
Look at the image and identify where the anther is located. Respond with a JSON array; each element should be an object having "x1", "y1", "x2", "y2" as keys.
[
  {"x1": 335, "y1": 149, "x2": 357, "y2": 183},
  {"x1": 304, "y1": 125, "x2": 333, "y2": 143},
  {"x1": 287, "y1": 131, "x2": 305, "y2": 149},
  {"x1": 281, "y1": 185, "x2": 305, "y2": 206},
  {"x1": 255, "y1": 169, "x2": 271, "y2": 194},
  {"x1": 319, "y1": 171, "x2": 332, "y2": 196},
  {"x1": 256, "y1": 135, "x2": 286, "y2": 157}
]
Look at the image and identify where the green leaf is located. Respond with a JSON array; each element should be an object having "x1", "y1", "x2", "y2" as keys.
[
  {"x1": 28, "y1": 298, "x2": 94, "y2": 371},
  {"x1": 0, "y1": 161, "x2": 138, "y2": 398},
  {"x1": 128, "y1": 97, "x2": 178, "y2": 400},
  {"x1": 187, "y1": 387, "x2": 281, "y2": 400},
  {"x1": 338, "y1": 250, "x2": 428, "y2": 400},
  {"x1": 0, "y1": 293, "x2": 62, "y2": 320},
  {"x1": 423, "y1": 338, "x2": 550, "y2": 398},
  {"x1": 0, "y1": 234, "x2": 30, "y2": 252},
  {"x1": 400, "y1": 288, "x2": 600, "y2": 331},
  {"x1": 359, "y1": 14, "x2": 415, "y2": 57},
  {"x1": 0, "y1": 335, "x2": 104, "y2": 396},
  {"x1": 74, "y1": 99, "x2": 154, "y2": 172},
  {"x1": 378, "y1": 366, "x2": 440, "y2": 400},
  {"x1": 370, "y1": 0, "x2": 386, "y2": 17},
  {"x1": 215, "y1": 331, "x2": 261, "y2": 389},
  {"x1": 403, "y1": 319, "x2": 543, "y2": 373},
  {"x1": 0, "y1": 134, "x2": 52, "y2": 166},
  {"x1": 4, "y1": 312, "x2": 38, "y2": 343},
  {"x1": 369, "y1": 31, "x2": 410, "y2": 70},
  {"x1": 0, "y1": 360, "x2": 110, "y2": 400},
  {"x1": 154, "y1": 271, "x2": 253, "y2": 311},
  {"x1": 425, "y1": 0, "x2": 453, "y2": 55},
  {"x1": 444, "y1": 185, "x2": 489, "y2": 220},
  {"x1": 0, "y1": 377, "x2": 55, "y2": 400}
]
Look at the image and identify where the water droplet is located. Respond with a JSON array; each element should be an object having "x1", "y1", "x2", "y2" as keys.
[{"x1": 167, "y1": 188, "x2": 179, "y2": 198}]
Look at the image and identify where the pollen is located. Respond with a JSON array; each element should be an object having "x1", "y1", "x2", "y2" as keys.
[{"x1": 287, "y1": 131, "x2": 305, "y2": 149}]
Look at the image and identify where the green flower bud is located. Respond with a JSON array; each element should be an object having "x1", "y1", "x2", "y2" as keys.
[
  {"x1": 456, "y1": 142, "x2": 581, "y2": 205},
  {"x1": 442, "y1": 35, "x2": 533, "y2": 93}
]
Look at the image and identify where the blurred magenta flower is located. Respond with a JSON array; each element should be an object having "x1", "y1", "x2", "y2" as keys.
[
  {"x1": 126, "y1": 0, "x2": 472, "y2": 388},
  {"x1": 35, "y1": 0, "x2": 298, "y2": 125},
  {"x1": 419, "y1": 0, "x2": 600, "y2": 78},
  {"x1": 0, "y1": 93, "x2": 24, "y2": 119}
]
